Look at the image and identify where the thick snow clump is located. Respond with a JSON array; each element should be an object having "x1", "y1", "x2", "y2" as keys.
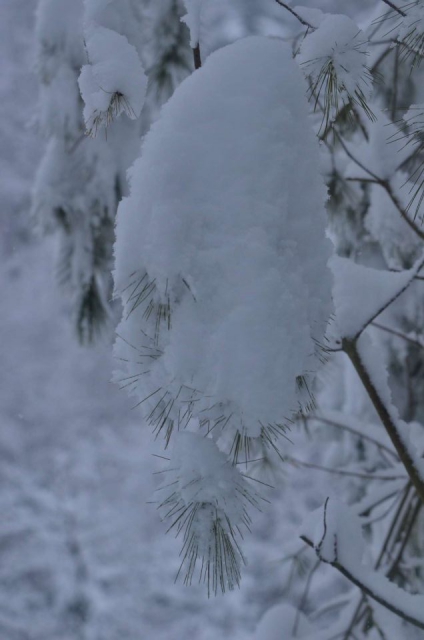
[{"x1": 114, "y1": 35, "x2": 333, "y2": 446}]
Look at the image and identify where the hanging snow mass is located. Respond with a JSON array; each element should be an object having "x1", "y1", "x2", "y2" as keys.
[{"x1": 114, "y1": 35, "x2": 333, "y2": 456}]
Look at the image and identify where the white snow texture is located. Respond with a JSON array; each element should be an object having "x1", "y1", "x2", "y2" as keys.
[{"x1": 114, "y1": 35, "x2": 333, "y2": 442}]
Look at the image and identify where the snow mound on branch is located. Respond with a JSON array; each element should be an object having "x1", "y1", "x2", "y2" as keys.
[
  {"x1": 79, "y1": 24, "x2": 147, "y2": 132},
  {"x1": 114, "y1": 36, "x2": 333, "y2": 441},
  {"x1": 298, "y1": 15, "x2": 370, "y2": 98}
]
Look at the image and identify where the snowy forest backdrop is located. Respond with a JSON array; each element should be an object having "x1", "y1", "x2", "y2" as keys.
[{"x1": 3, "y1": 0, "x2": 424, "y2": 638}]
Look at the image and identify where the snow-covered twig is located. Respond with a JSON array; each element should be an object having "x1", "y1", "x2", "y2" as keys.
[
  {"x1": 274, "y1": 0, "x2": 316, "y2": 30},
  {"x1": 301, "y1": 499, "x2": 424, "y2": 631}
]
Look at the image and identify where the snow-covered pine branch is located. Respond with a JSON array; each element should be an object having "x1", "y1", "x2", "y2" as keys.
[
  {"x1": 32, "y1": 0, "x2": 147, "y2": 342},
  {"x1": 79, "y1": 24, "x2": 146, "y2": 136},
  {"x1": 28, "y1": 0, "x2": 424, "y2": 634},
  {"x1": 114, "y1": 35, "x2": 333, "y2": 590},
  {"x1": 140, "y1": 0, "x2": 192, "y2": 121},
  {"x1": 297, "y1": 14, "x2": 375, "y2": 129},
  {"x1": 33, "y1": 0, "x2": 117, "y2": 342},
  {"x1": 79, "y1": 0, "x2": 147, "y2": 137}
]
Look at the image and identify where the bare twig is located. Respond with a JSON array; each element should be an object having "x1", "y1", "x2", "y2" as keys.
[
  {"x1": 301, "y1": 532, "x2": 424, "y2": 631},
  {"x1": 372, "y1": 321, "x2": 424, "y2": 350},
  {"x1": 274, "y1": 0, "x2": 315, "y2": 30},
  {"x1": 286, "y1": 455, "x2": 404, "y2": 481}
]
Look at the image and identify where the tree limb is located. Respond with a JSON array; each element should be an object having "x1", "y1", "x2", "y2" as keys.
[
  {"x1": 343, "y1": 339, "x2": 424, "y2": 505},
  {"x1": 301, "y1": 533, "x2": 424, "y2": 631}
]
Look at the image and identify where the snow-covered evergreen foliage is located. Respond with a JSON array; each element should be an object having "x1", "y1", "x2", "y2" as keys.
[
  {"x1": 114, "y1": 35, "x2": 333, "y2": 592},
  {"x1": 32, "y1": 0, "x2": 146, "y2": 342},
  {"x1": 32, "y1": 0, "x2": 194, "y2": 342},
  {"x1": 140, "y1": 0, "x2": 193, "y2": 121}
]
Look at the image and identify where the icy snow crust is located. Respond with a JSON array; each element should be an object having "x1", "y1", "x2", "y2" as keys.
[{"x1": 114, "y1": 36, "x2": 332, "y2": 440}]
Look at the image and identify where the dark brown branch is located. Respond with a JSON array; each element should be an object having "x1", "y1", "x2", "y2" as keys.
[
  {"x1": 301, "y1": 534, "x2": 424, "y2": 631},
  {"x1": 193, "y1": 43, "x2": 201, "y2": 69},
  {"x1": 343, "y1": 339, "x2": 424, "y2": 505},
  {"x1": 274, "y1": 0, "x2": 315, "y2": 29}
]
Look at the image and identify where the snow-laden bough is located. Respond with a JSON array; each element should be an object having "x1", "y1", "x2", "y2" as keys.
[
  {"x1": 114, "y1": 35, "x2": 333, "y2": 591},
  {"x1": 298, "y1": 14, "x2": 374, "y2": 129}
]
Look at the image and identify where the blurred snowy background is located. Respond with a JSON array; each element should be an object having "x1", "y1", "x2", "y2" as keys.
[{"x1": 0, "y1": 1, "x2": 378, "y2": 639}]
